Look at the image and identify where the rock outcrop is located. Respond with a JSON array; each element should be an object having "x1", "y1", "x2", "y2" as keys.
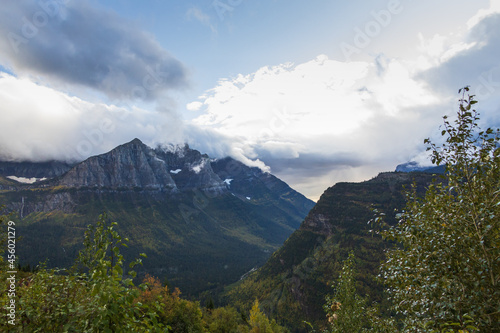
[{"x1": 59, "y1": 139, "x2": 226, "y2": 192}]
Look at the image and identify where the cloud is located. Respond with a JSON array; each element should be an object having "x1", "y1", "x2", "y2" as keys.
[
  {"x1": 0, "y1": 1, "x2": 188, "y2": 100},
  {"x1": 0, "y1": 71, "x2": 267, "y2": 171},
  {"x1": 0, "y1": 73, "x2": 185, "y2": 162},
  {"x1": 1, "y1": 1, "x2": 498, "y2": 203},
  {"x1": 417, "y1": 13, "x2": 500, "y2": 128},
  {"x1": 467, "y1": 0, "x2": 500, "y2": 28},
  {"x1": 188, "y1": 54, "x2": 447, "y2": 199},
  {"x1": 185, "y1": 5, "x2": 500, "y2": 200},
  {"x1": 186, "y1": 7, "x2": 216, "y2": 33},
  {"x1": 186, "y1": 101, "x2": 203, "y2": 111}
]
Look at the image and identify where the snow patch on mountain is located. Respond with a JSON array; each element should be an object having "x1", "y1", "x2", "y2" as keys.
[
  {"x1": 7, "y1": 176, "x2": 46, "y2": 184},
  {"x1": 190, "y1": 158, "x2": 208, "y2": 174},
  {"x1": 157, "y1": 143, "x2": 187, "y2": 158},
  {"x1": 154, "y1": 156, "x2": 165, "y2": 163}
]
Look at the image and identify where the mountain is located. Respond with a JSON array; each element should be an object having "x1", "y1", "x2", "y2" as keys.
[
  {"x1": 224, "y1": 171, "x2": 440, "y2": 331},
  {"x1": 0, "y1": 160, "x2": 74, "y2": 178},
  {"x1": 395, "y1": 161, "x2": 445, "y2": 174},
  {"x1": 0, "y1": 139, "x2": 314, "y2": 296},
  {"x1": 57, "y1": 139, "x2": 225, "y2": 192}
]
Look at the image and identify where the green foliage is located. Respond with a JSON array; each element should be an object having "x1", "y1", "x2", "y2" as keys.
[
  {"x1": 324, "y1": 251, "x2": 366, "y2": 332},
  {"x1": 381, "y1": 88, "x2": 500, "y2": 332},
  {"x1": 248, "y1": 300, "x2": 288, "y2": 333},
  {"x1": 204, "y1": 306, "x2": 244, "y2": 332},
  {"x1": 0, "y1": 211, "x2": 289, "y2": 332},
  {"x1": 137, "y1": 275, "x2": 204, "y2": 332},
  {"x1": 1, "y1": 214, "x2": 162, "y2": 332},
  {"x1": 362, "y1": 305, "x2": 398, "y2": 333},
  {"x1": 76, "y1": 212, "x2": 143, "y2": 281},
  {"x1": 3, "y1": 190, "x2": 299, "y2": 297},
  {"x1": 0, "y1": 205, "x2": 8, "y2": 262},
  {"x1": 323, "y1": 252, "x2": 398, "y2": 333}
]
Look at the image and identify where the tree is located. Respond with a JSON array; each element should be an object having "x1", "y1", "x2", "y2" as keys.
[
  {"x1": 248, "y1": 300, "x2": 287, "y2": 333},
  {"x1": 380, "y1": 87, "x2": 500, "y2": 332},
  {"x1": 1, "y1": 214, "x2": 164, "y2": 332},
  {"x1": 204, "y1": 306, "x2": 242, "y2": 333},
  {"x1": 324, "y1": 251, "x2": 366, "y2": 332},
  {"x1": 319, "y1": 251, "x2": 398, "y2": 333}
]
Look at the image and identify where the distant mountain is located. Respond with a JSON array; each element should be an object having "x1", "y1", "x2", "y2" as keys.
[
  {"x1": 0, "y1": 139, "x2": 315, "y2": 296},
  {"x1": 0, "y1": 160, "x2": 74, "y2": 178},
  {"x1": 395, "y1": 161, "x2": 445, "y2": 174},
  {"x1": 224, "y1": 171, "x2": 440, "y2": 332}
]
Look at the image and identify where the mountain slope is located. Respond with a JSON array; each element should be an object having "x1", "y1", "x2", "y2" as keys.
[
  {"x1": 0, "y1": 160, "x2": 74, "y2": 178},
  {"x1": 211, "y1": 157, "x2": 314, "y2": 230},
  {"x1": 224, "y1": 171, "x2": 439, "y2": 331},
  {"x1": 0, "y1": 139, "x2": 314, "y2": 296},
  {"x1": 59, "y1": 138, "x2": 178, "y2": 190}
]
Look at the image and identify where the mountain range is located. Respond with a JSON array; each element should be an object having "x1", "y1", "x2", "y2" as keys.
[
  {"x1": 224, "y1": 171, "x2": 442, "y2": 331},
  {"x1": 0, "y1": 137, "x2": 447, "y2": 331},
  {"x1": 0, "y1": 138, "x2": 315, "y2": 296}
]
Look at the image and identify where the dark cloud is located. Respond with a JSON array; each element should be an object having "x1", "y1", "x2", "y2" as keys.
[
  {"x1": 254, "y1": 149, "x2": 363, "y2": 176},
  {"x1": 416, "y1": 13, "x2": 500, "y2": 133},
  {"x1": 418, "y1": 14, "x2": 500, "y2": 99},
  {"x1": 0, "y1": 1, "x2": 188, "y2": 100}
]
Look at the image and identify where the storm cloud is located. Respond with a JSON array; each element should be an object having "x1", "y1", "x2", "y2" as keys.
[{"x1": 0, "y1": 1, "x2": 188, "y2": 100}]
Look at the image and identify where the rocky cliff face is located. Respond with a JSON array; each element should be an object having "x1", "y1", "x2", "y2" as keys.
[
  {"x1": 9, "y1": 192, "x2": 75, "y2": 218},
  {"x1": 155, "y1": 143, "x2": 226, "y2": 192},
  {"x1": 59, "y1": 139, "x2": 226, "y2": 192}
]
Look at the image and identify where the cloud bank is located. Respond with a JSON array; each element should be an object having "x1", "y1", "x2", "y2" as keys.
[
  {"x1": 0, "y1": 72, "x2": 185, "y2": 162},
  {"x1": 187, "y1": 55, "x2": 445, "y2": 199}
]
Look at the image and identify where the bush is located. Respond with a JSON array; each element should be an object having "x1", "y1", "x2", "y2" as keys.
[{"x1": 380, "y1": 88, "x2": 500, "y2": 332}]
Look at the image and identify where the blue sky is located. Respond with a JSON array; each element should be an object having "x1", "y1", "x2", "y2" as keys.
[{"x1": 1, "y1": 0, "x2": 499, "y2": 200}]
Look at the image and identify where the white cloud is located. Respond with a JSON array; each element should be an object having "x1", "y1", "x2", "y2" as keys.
[
  {"x1": 186, "y1": 7, "x2": 216, "y2": 33},
  {"x1": 415, "y1": 1, "x2": 500, "y2": 74},
  {"x1": 416, "y1": 32, "x2": 477, "y2": 71},
  {"x1": 189, "y1": 54, "x2": 447, "y2": 199},
  {"x1": 467, "y1": 0, "x2": 500, "y2": 28},
  {"x1": 186, "y1": 101, "x2": 203, "y2": 111},
  {"x1": 0, "y1": 73, "x2": 184, "y2": 162},
  {"x1": 185, "y1": 4, "x2": 500, "y2": 200}
]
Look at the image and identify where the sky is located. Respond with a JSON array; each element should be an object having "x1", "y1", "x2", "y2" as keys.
[{"x1": 1, "y1": 0, "x2": 499, "y2": 201}]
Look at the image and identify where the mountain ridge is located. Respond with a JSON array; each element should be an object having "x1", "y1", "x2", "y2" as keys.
[
  {"x1": 0, "y1": 138, "x2": 315, "y2": 297},
  {"x1": 224, "y1": 171, "x2": 440, "y2": 331}
]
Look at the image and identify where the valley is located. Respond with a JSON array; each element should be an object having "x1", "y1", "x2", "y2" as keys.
[{"x1": 0, "y1": 139, "x2": 314, "y2": 296}]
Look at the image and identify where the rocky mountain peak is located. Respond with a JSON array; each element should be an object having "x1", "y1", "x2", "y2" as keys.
[{"x1": 58, "y1": 139, "x2": 226, "y2": 192}]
